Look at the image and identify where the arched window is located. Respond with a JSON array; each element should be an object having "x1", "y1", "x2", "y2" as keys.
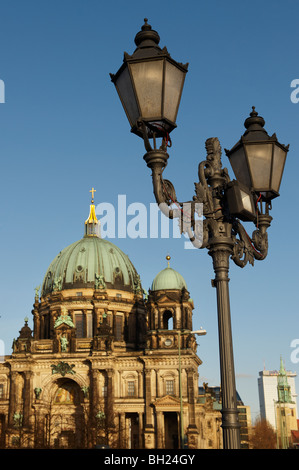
[{"x1": 163, "y1": 310, "x2": 173, "y2": 330}]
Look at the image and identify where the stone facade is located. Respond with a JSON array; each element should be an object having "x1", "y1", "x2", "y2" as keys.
[
  {"x1": 0, "y1": 282, "x2": 222, "y2": 449},
  {"x1": 0, "y1": 201, "x2": 222, "y2": 449}
]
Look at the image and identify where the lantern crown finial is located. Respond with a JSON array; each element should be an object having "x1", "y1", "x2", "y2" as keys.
[
  {"x1": 244, "y1": 106, "x2": 266, "y2": 136},
  {"x1": 142, "y1": 18, "x2": 150, "y2": 30},
  {"x1": 134, "y1": 18, "x2": 160, "y2": 48}
]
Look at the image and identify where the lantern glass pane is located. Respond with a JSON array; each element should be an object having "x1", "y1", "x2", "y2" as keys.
[
  {"x1": 115, "y1": 66, "x2": 139, "y2": 127},
  {"x1": 245, "y1": 143, "x2": 272, "y2": 190},
  {"x1": 229, "y1": 147, "x2": 251, "y2": 189},
  {"x1": 240, "y1": 189, "x2": 254, "y2": 213},
  {"x1": 272, "y1": 145, "x2": 287, "y2": 193},
  {"x1": 164, "y1": 61, "x2": 186, "y2": 123},
  {"x1": 130, "y1": 60, "x2": 163, "y2": 118}
]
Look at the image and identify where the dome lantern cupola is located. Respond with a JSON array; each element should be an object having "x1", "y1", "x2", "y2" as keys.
[{"x1": 84, "y1": 187, "x2": 101, "y2": 238}]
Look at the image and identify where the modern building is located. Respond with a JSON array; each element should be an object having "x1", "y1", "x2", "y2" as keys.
[
  {"x1": 258, "y1": 358, "x2": 298, "y2": 447},
  {"x1": 0, "y1": 193, "x2": 224, "y2": 449}
]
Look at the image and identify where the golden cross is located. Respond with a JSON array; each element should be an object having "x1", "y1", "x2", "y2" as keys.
[{"x1": 89, "y1": 187, "x2": 96, "y2": 202}]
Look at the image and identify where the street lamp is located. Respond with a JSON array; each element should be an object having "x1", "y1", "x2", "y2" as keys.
[
  {"x1": 111, "y1": 19, "x2": 288, "y2": 449},
  {"x1": 192, "y1": 329, "x2": 207, "y2": 337}
]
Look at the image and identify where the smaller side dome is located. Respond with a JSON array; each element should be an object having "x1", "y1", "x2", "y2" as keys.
[
  {"x1": 18, "y1": 317, "x2": 33, "y2": 339},
  {"x1": 151, "y1": 256, "x2": 187, "y2": 291}
]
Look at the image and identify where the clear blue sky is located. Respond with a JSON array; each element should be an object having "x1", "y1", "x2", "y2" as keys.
[{"x1": 0, "y1": 0, "x2": 298, "y2": 422}]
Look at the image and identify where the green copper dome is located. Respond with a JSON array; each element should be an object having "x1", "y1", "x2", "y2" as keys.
[
  {"x1": 151, "y1": 264, "x2": 187, "y2": 292},
  {"x1": 41, "y1": 236, "x2": 142, "y2": 296},
  {"x1": 41, "y1": 194, "x2": 143, "y2": 297}
]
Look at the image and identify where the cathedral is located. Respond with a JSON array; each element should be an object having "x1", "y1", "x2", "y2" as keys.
[{"x1": 0, "y1": 192, "x2": 222, "y2": 449}]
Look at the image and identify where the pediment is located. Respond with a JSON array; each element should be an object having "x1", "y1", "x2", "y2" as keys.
[
  {"x1": 155, "y1": 294, "x2": 179, "y2": 304},
  {"x1": 153, "y1": 395, "x2": 183, "y2": 409},
  {"x1": 54, "y1": 314, "x2": 74, "y2": 329},
  {"x1": 54, "y1": 323, "x2": 73, "y2": 331},
  {"x1": 157, "y1": 295, "x2": 172, "y2": 303}
]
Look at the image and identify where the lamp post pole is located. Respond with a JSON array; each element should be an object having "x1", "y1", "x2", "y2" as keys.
[{"x1": 210, "y1": 237, "x2": 240, "y2": 448}]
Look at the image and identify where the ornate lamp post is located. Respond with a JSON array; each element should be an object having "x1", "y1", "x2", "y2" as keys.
[{"x1": 111, "y1": 19, "x2": 289, "y2": 449}]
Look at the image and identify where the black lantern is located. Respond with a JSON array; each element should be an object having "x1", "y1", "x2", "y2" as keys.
[
  {"x1": 110, "y1": 19, "x2": 188, "y2": 139},
  {"x1": 225, "y1": 107, "x2": 289, "y2": 202}
]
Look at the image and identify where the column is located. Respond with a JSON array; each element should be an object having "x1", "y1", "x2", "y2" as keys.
[
  {"x1": 138, "y1": 412, "x2": 143, "y2": 449},
  {"x1": 144, "y1": 370, "x2": 153, "y2": 427},
  {"x1": 144, "y1": 368, "x2": 155, "y2": 447},
  {"x1": 107, "y1": 369, "x2": 114, "y2": 404},
  {"x1": 91, "y1": 369, "x2": 99, "y2": 413},
  {"x1": 8, "y1": 372, "x2": 18, "y2": 426},
  {"x1": 156, "y1": 411, "x2": 164, "y2": 448},
  {"x1": 33, "y1": 311, "x2": 40, "y2": 340},
  {"x1": 138, "y1": 371, "x2": 143, "y2": 398},
  {"x1": 23, "y1": 371, "x2": 33, "y2": 428},
  {"x1": 119, "y1": 412, "x2": 126, "y2": 448},
  {"x1": 186, "y1": 368, "x2": 196, "y2": 428}
]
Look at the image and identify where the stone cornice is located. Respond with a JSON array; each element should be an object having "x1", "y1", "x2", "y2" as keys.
[{"x1": 141, "y1": 355, "x2": 200, "y2": 368}]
